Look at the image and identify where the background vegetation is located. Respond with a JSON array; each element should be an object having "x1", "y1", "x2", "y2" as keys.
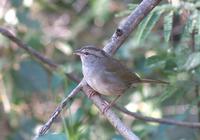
[{"x1": 0, "y1": 0, "x2": 200, "y2": 139}]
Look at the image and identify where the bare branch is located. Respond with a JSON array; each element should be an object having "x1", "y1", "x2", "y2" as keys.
[
  {"x1": 67, "y1": 0, "x2": 163, "y2": 139},
  {"x1": 0, "y1": 28, "x2": 57, "y2": 68},
  {"x1": 2, "y1": 0, "x2": 176, "y2": 139},
  {"x1": 103, "y1": 0, "x2": 162, "y2": 55},
  {"x1": 0, "y1": 27, "x2": 140, "y2": 139},
  {"x1": 82, "y1": 82, "x2": 139, "y2": 140},
  {"x1": 35, "y1": 80, "x2": 83, "y2": 138},
  {"x1": 110, "y1": 99, "x2": 200, "y2": 128},
  {"x1": 1, "y1": 0, "x2": 200, "y2": 136},
  {"x1": 0, "y1": 27, "x2": 79, "y2": 82},
  {"x1": 1, "y1": 0, "x2": 163, "y2": 139}
]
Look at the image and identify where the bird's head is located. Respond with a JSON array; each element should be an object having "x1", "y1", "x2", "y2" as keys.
[{"x1": 74, "y1": 46, "x2": 108, "y2": 65}]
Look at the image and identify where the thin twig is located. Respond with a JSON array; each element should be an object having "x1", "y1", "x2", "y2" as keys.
[
  {"x1": 1, "y1": 0, "x2": 175, "y2": 139},
  {"x1": 0, "y1": 28, "x2": 57, "y2": 68},
  {"x1": 0, "y1": 27, "x2": 140, "y2": 139},
  {"x1": 1, "y1": 0, "x2": 162, "y2": 139},
  {"x1": 0, "y1": 27, "x2": 79, "y2": 82},
  {"x1": 1, "y1": 0, "x2": 200, "y2": 138},
  {"x1": 82, "y1": 0, "x2": 162, "y2": 139},
  {"x1": 34, "y1": 81, "x2": 83, "y2": 138},
  {"x1": 111, "y1": 100, "x2": 200, "y2": 128}
]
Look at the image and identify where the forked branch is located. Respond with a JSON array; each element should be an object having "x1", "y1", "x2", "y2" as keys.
[{"x1": 4, "y1": 0, "x2": 199, "y2": 140}]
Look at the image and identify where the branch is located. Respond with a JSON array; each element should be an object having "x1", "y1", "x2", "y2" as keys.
[
  {"x1": 72, "y1": 0, "x2": 163, "y2": 139},
  {"x1": 35, "y1": 80, "x2": 83, "y2": 138},
  {"x1": 0, "y1": 28, "x2": 57, "y2": 68},
  {"x1": 0, "y1": 27, "x2": 140, "y2": 140},
  {"x1": 0, "y1": 27, "x2": 79, "y2": 82},
  {"x1": 2, "y1": 0, "x2": 200, "y2": 139},
  {"x1": 109, "y1": 99, "x2": 200, "y2": 128},
  {"x1": 82, "y1": 81, "x2": 140, "y2": 140},
  {"x1": 1, "y1": 0, "x2": 163, "y2": 139},
  {"x1": 103, "y1": 0, "x2": 162, "y2": 55}
]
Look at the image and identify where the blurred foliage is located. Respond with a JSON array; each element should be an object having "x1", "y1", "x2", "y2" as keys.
[{"x1": 0, "y1": 0, "x2": 200, "y2": 140}]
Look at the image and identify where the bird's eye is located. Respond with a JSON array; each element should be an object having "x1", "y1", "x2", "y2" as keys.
[{"x1": 84, "y1": 52, "x2": 89, "y2": 55}]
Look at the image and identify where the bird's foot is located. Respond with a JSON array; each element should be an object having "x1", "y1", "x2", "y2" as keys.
[
  {"x1": 88, "y1": 89, "x2": 97, "y2": 98},
  {"x1": 103, "y1": 105, "x2": 111, "y2": 114},
  {"x1": 102, "y1": 95, "x2": 121, "y2": 114},
  {"x1": 102, "y1": 102, "x2": 112, "y2": 114}
]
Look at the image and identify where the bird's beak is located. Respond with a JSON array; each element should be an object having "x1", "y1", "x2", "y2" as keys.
[{"x1": 73, "y1": 49, "x2": 82, "y2": 55}]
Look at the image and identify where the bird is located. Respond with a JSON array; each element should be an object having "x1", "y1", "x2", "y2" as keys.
[{"x1": 74, "y1": 46, "x2": 168, "y2": 112}]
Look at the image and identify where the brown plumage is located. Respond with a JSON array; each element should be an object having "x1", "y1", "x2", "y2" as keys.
[{"x1": 74, "y1": 46, "x2": 168, "y2": 112}]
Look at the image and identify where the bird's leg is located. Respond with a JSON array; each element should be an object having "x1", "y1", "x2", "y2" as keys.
[{"x1": 103, "y1": 95, "x2": 121, "y2": 113}]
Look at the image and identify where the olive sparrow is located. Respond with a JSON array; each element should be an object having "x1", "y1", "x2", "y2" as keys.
[{"x1": 74, "y1": 46, "x2": 168, "y2": 112}]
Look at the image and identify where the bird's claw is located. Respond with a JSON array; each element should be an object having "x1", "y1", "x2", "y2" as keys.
[
  {"x1": 88, "y1": 89, "x2": 97, "y2": 98},
  {"x1": 102, "y1": 101, "x2": 112, "y2": 114},
  {"x1": 102, "y1": 105, "x2": 111, "y2": 114}
]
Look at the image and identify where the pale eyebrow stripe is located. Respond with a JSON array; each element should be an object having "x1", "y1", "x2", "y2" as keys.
[{"x1": 81, "y1": 46, "x2": 109, "y2": 57}]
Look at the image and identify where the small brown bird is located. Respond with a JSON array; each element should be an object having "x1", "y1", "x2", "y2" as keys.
[{"x1": 74, "y1": 46, "x2": 168, "y2": 112}]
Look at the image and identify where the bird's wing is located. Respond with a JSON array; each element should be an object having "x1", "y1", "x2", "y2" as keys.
[{"x1": 102, "y1": 56, "x2": 141, "y2": 86}]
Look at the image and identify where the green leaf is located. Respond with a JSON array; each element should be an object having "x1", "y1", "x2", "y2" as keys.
[
  {"x1": 51, "y1": 72, "x2": 64, "y2": 91},
  {"x1": 164, "y1": 54, "x2": 177, "y2": 71},
  {"x1": 154, "y1": 4, "x2": 175, "y2": 12},
  {"x1": 37, "y1": 133, "x2": 67, "y2": 140},
  {"x1": 196, "y1": 13, "x2": 200, "y2": 47},
  {"x1": 184, "y1": 13, "x2": 197, "y2": 34},
  {"x1": 159, "y1": 85, "x2": 178, "y2": 103},
  {"x1": 136, "y1": 10, "x2": 162, "y2": 44},
  {"x1": 182, "y1": 52, "x2": 200, "y2": 70},
  {"x1": 13, "y1": 60, "x2": 49, "y2": 92},
  {"x1": 164, "y1": 11, "x2": 173, "y2": 42},
  {"x1": 73, "y1": 108, "x2": 84, "y2": 124},
  {"x1": 145, "y1": 55, "x2": 166, "y2": 69},
  {"x1": 92, "y1": 0, "x2": 109, "y2": 20},
  {"x1": 16, "y1": 10, "x2": 40, "y2": 29},
  {"x1": 10, "y1": 0, "x2": 22, "y2": 7},
  {"x1": 111, "y1": 135, "x2": 124, "y2": 140},
  {"x1": 26, "y1": 35, "x2": 44, "y2": 51}
]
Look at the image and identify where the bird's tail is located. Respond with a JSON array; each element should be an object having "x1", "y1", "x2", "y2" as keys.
[{"x1": 140, "y1": 79, "x2": 169, "y2": 84}]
